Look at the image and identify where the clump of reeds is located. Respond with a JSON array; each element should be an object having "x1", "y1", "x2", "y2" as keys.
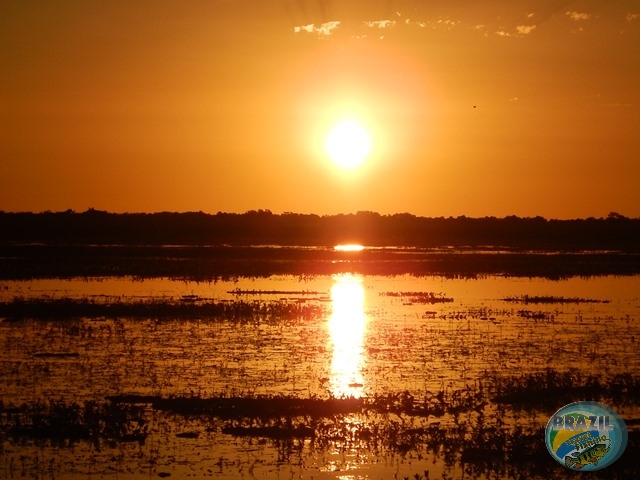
[
  {"x1": 381, "y1": 291, "x2": 454, "y2": 304},
  {"x1": 0, "y1": 399, "x2": 147, "y2": 446},
  {"x1": 486, "y1": 368, "x2": 640, "y2": 409},
  {"x1": 503, "y1": 295, "x2": 609, "y2": 304},
  {"x1": 107, "y1": 393, "x2": 365, "y2": 419},
  {"x1": 516, "y1": 310, "x2": 555, "y2": 321},
  {"x1": 227, "y1": 288, "x2": 324, "y2": 295},
  {"x1": 106, "y1": 387, "x2": 490, "y2": 420},
  {"x1": 0, "y1": 296, "x2": 327, "y2": 322},
  {"x1": 3, "y1": 392, "x2": 639, "y2": 479}
]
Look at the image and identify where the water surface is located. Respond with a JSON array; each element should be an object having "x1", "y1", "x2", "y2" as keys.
[{"x1": 1, "y1": 273, "x2": 639, "y2": 479}]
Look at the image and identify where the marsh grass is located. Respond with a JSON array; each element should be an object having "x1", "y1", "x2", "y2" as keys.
[
  {"x1": 486, "y1": 368, "x2": 640, "y2": 409},
  {"x1": 104, "y1": 388, "x2": 483, "y2": 423},
  {"x1": 516, "y1": 310, "x2": 555, "y2": 321},
  {"x1": 0, "y1": 399, "x2": 147, "y2": 446},
  {"x1": 2, "y1": 271, "x2": 639, "y2": 479},
  {"x1": 381, "y1": 292, "x2": 454, "y2": 304},
  {"x1": 503, "y1": 295, "x2": 609, "y2": 304},
  {"x1": 0, "y1": 296, "x2": 327, "y2": 322},
  {"x1": 3, "y1": 393, "x2": 638, "y2": 479},
  {"x1": 228, "y1": 288, "x2": 324, "y2": 295},
  {"x1": 107, "y1": 393, "x2": 365, "y2": 418},
  {"x1": 2, "y1": 374, "x2": 639, "y2": 480}
]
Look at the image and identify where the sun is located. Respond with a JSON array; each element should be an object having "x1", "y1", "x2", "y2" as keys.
[{"x1": 325, "y1": 119, "x2": 372, "y2": 169}]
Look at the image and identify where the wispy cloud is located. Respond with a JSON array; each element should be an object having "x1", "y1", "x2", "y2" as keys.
[
  {"x1": 317, "y1": 21, "x2": 340, "y2": 36},
  {"x1": 365, "y1": 20, "x2": 395, "y2": 29},
  {"x1": 626, "y1": 13, "x2": 639, "y2": 22},
  {"x1": 516, "y1": 25, "x2": 536, "y2": 35},
  {"x1": 293, "y1": 20, "x2": 340, "y2": 36},
  {"x1": 473, "y1": 24, "x2": 488, "y2": 37},
  {"x1": 566, "y1": 11, "x2": 591, "y2": 22},
  {"x1": 293, "y1": 24, "x2": 315, "y2": 34},
  {"x1": 434, "y1": 19, "x2": 459, "y2": 31},
  {"x1": 290, "y1": 5, "x2": 625, "y2": 41},
  {"x1": 405, "y1": 18, "x2": 427, "y2": 28},
  {"x1": 401, "y1": 17, "x2": 459, "y2": 31}
]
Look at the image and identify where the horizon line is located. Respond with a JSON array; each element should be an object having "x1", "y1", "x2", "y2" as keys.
[{"x1": 0, "y1": 208, "x2": 636, "y2": 222}]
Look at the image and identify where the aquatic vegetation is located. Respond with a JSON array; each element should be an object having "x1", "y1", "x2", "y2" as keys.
[
  {"x1": 0, "y1": 399, "x2": 147, "y2": 446},
  {"x1": 105, "y1": 388, "x2": 488, "y2": 420},
  {"x1": 2, "y1": 393, "x2": 637, "y2": 479},
  {"x1": 106, "y1": 393, "x2": 365, "y2": 419},
  {"x1": 516, "y1": 310, "x2": 555, "y2": 321},
  {"x1": 1, "y1": 271, "x2": 639, "y2": 479},
  {"x1": 503, "y1": 295, "x2": 609, "y2": 304},
  {"x1": 381, "y1": 291, "x2": 454, "y2": 304},
  {"x1": 0, "y1": 296, "x2": 327, "y2": 322},
  {"x1": 486, "y1": 368, "x2": 640, "y2": 409},
  {"x1": 228, "y1": 288, "x2": 325, "y2": 295}
]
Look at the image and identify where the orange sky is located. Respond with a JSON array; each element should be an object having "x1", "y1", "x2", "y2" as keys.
[{"x1": 1, "y1": 1, "x2": 639, "y2": 218}]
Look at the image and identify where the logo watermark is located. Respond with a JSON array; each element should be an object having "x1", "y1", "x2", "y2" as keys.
[{"x1": 545, "y1": 401, "x2": 627, "y2": 471}]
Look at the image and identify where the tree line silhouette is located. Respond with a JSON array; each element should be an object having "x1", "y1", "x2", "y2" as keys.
[{"x1": 1, "y1": 209, "x2": 639, "y2": 250}]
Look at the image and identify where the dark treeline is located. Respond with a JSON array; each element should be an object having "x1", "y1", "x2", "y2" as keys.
[{"x1": 1, "y1": 209, "x2": 639, "y2": 250}]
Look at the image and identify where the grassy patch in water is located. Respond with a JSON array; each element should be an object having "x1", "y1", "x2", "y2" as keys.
[
  {"x1": 381, "y1": 291, "x2": 454, "y2": 304},
  {"x1": 0, "y1": 296, "x2": 327, "y2": 322},
  {"x1": 0, "y1": 399, "x2": 147, "y2": 446},
  {"x1": 3, "y1": 394, "x2": 638, "y2": 479},
  {"x1": 2, "y1": 385, "x2": 639, "y2": 479},
  {"x1": 105, "y1": 388, "x2": 484, "y2": 419},
  {"x1": 487, "y1": 368, "x2": 640, "y2": 409},
  {"x1": 503, "y1": 295, "x2": 609, "y2": 304}
]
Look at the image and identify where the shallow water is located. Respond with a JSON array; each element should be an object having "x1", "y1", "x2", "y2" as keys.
[{"x1": 1, "y1": 273, "x2": 639, "y2": 479}]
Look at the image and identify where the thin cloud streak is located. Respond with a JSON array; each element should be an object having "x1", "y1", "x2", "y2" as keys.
[
  {"x1": 516, "y1": 25, "x2": 536, "y2": 35},
  {"x1": 364, "y1": 20, "x2": 395, "y2": 29},
  {"x1": 289, "y1": 7, "x2": 638, "y2": 41},
  {"x1": 566, "y1": 11, "x2": 592, "y2": 21},
  {"x1": 293, "y1": 20, "x2": 340, "y2": 36}
]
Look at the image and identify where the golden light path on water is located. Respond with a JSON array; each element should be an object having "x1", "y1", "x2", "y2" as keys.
[
  {"x1": 333, "y1": 244, "x2": 365, "y2": 252},
  {"x1": 328, "y1": 273, "x2": 367, "y2": 398}
]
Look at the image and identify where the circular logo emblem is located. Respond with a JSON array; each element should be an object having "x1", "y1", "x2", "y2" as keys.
[{"x1": 545, "y1": 401, "x2": 627, "y2": 471}]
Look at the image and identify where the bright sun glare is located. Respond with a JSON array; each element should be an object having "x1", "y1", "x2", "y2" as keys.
[{"x1": 325, "y1": 119, "x2": 372, "y2": 170}]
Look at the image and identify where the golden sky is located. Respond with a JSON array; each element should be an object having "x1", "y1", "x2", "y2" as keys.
[{"x1": 1, "y1": 1, "x2": 639, "y2": 218}]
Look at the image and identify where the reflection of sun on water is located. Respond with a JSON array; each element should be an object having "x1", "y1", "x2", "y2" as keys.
[
  {"x1": 334, "y1": 244, "x2": 365, "y2": 252},
  {"x1": 328, "y1": 274, "x2": 367, "y2": 398}
]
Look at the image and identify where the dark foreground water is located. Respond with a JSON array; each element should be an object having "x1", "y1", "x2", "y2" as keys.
[{"x1": 1, "y1": 253, "x2": 639, "y2": 479}]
